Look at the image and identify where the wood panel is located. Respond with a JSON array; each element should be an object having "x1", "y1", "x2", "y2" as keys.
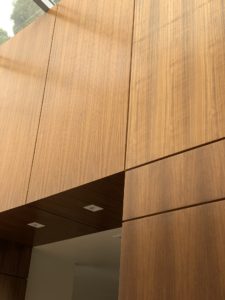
[
  {"x1": 0, "y1": 275, "x2": 26, "y2": 300},
  {"x1": 0, "y1": 173, "x2": 124, "y2": 246},
  {"x1": 32, "y1": 172, "x2": 124, "y2": 230},
  {"x1": 124, "y1": 139, "x2": 225, "y2": 220},
  {"x1": 0, "y1": 11, "x2": 56, "y2": 212},
  {"x1": 119, "y1": 201, "x2": 225, "y2": 300},
  {"x1": 0, "y1": 240, "x2": 31, "y2": 278},
  {"x1": 0, "y1": 239, "x2": 31, "y2": 300},
  {"x1": 27, "y1": 0, "x2": 134, "y2": 202},
  {"x1": 0, "y1": 205, "x2": 96, "y2": 246},
  {"x1": 126, "y1": 0, "x2": 225, "y2": 168}
]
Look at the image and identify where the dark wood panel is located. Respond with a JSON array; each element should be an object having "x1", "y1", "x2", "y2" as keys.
[
  {"x1": 27, "y1": 0, "x2": 134, "y2": 202},
  {"x1": 0, "y1": 240, "x2": 31, "y2": 300},
  {"x1": 126, "y1": 0, "x2": 225, "y2": 168},
  {"x1": 0, "y1": 275, "x2": 26, "y2": 300},
  {"x1": 0, "y1": 11, "x2": 56, "y2": 212},
  {"x1": 119, "y1": 201, "x2": 225, "y2": 300},
  {"x1": 0, "y1": 206, "x2": 96, "y2": 246},
  {"x1": 124, "y1": 140, "x2": 225, "y2": 220},
  {"x1": 0, "y1": 173, "x2": 124, "y2": 246},
  {"x1": 0, "y1": 240, "x2": 31, "y2": 278},
  {"x1": 33, "y1": 172, "x2": 124, "y2": 230}
]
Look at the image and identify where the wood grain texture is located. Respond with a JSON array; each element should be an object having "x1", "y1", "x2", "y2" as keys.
[
  {"x1": 124, "y1": 139, "x2": 225, "y2": 220},
  {"x1": 0, "y1": 205, "x2": 96, "y2": 246},
  {"x1": 119, "y1": 201, "x2": 225, "y2": 300},
  {"x1": 126, "y1": 0, "x2": 225, "y2": 168},
  {"x1": 32, "y1": 172, "x2": 124, "y2": 231},
  {"x1": 27, "y1": 0, "x2": 134, "y2": 202},
  {"x1": 0, "y1": 12, "x2": 56, "y2": 212},
  {"x1": 0, "y1": 275, "x2": 26, "y2": 300},
  {"x1": 0, "y1": 240, "x2": 31, "y2": 278},
  {"x1": 0, "y1": 172, "x2": 124, "y2": 246},
  {"x1": 0, "y1": 240, "x2": 31, "y2": 300}
]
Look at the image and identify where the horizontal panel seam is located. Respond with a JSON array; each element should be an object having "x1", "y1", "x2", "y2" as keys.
[
  {"x1": 126, "y1": 136, "x2": 225, "y2": 172},
  {"x1": 123, "y1": 196, "x2": 225, "y2": 222},
  {"x1": 0, "y1": 272, "x2": 28, "y2": 280}
]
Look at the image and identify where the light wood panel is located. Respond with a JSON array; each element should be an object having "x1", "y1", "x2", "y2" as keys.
[
  {"x1": 126, "y1": 0, "x2": 225, "y2": 168},
  {"x1": 27, "y1": 0, "x2": 134, "y2": 202},
  {"x1": 0, "y1": 12, "x2": 56, "y2": 212},
  {"x1": 124, "y1": 139, "x2": 225, "y2": 220},
  {"x1": 119, "y1": 201, "x2": 225, "y2": 300}
]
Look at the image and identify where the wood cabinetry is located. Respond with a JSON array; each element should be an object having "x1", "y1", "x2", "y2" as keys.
[
  {"x1": 27, "y1": 0, "x2": 134, "y2": 202},
  {"x1": 0, "y1": 12, "x2": 56, "y2": 212},
  {"x1": 126, "y1": 0, "x2": 225, "y2": 168},
  {"x1": 124, "y1": 140, "x2": 225, "y2": 220},
  {"x1": 119, "y1": 201, "x2": 225, "y2": 300}
]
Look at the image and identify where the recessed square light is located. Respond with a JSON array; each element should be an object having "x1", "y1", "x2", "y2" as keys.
[
  {"x1": 83, "y1": 205, "x2": 104, "y2": 212},
  {"x1": 27, "y1": 222, "x2": 46, "y2": 229}
]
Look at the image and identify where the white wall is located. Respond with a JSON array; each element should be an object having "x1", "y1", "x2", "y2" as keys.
[
  {"x1": 72, "y1": 265, "x2": 119, "y2": 300},
  {"x1": 25, "y1": 249, "x2": 74, "y2": 300},
  {"x1": 25, "y1": 228, "x2": 121, "y2": 300}
]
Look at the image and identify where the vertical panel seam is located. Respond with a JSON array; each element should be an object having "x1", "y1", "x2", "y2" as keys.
[
  {"x1": 25, "y1": 6, "x2": 59, "y2": 204},
  {"x1": 123, "y1": 0, "x2": 137, "y2": 170}
]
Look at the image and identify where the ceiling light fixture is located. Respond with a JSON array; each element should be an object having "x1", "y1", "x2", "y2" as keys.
[
  {"x1": 27, "y1": 222, "x2": 46, "y2": 229},
  {"x1": 83, "y1": 205, "x2": 104, "y2": 212},
  {"x1": 33, "y1": 0, "x2": 56, "y2": 12}
]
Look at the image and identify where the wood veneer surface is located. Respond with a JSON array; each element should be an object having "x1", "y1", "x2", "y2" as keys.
[
  {"x1": 119, "y1": 201, "x2": 225, "y2": 300},
  {"x1": 32, "y1": 172, "x2": 124, "y2": 231},
  {"x1": 124, "y1": 139, "x2": 225, "y2": 220},
  {"x1": 126, "y1": 0, "x2": 225, "y2": 168},
  {"x1": 0, "y1": 239, "x2": 31, "y2": 300},
  {"x1": 0, "y1": 240, "x2": 31, "y2": 278},
  {"x1": 0, "y1": 275, "x2": 26, "y2": 300},
  {"x1": 0, "y1": 173, "x2": 124, "y2": 246},
  {"x1": 0, "y1": 12, "x2": 56, "y2": 212},
  {"x1": 28, "y1": 0, "x2": 134, "y2": 202}
]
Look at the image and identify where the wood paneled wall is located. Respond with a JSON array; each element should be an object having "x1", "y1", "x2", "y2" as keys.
[
  {"x1": 120, "y1": 0, "x2": 225, "y2": 298},
  {"x1": 1, "y1": 0, "x2": 225, "y2": 298},
  {"x1": 0, "y1": 240, "x2": 31, "y2": 300},
  {"x1": 0, "y1": 275, "x2": 26, "y2": 300},
  {"x1": 124, "y1": 139, "x2": 225, "y2": 220},
  {"x1": 126, "y1": 0, "x2": 225, "y2": 168},
  {"x1": 121, "y1": 140, "x2": 225, "y2": 299},
  {"x1": 0, "y1": 0, "x2": 134, "y2": 209},
  {"x1": 0, "y1": 173, "x2": 125, "y2": 247},
  {"x1": 119, "y1": 201, "x2": 225, "y2": 300},
  {"x1": 27, "y1": 0, "x2": 134, "y2": 202},
  {"x1": 0, "y1": 11, "x2": 56, "y2": 212}
]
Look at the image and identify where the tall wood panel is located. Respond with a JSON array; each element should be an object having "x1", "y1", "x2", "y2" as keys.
[
  {"x1": 124, "y1": 139, "x2": 225, "y2": 220},
  {"x1": 126, "y1": 0, "x2": 225, "y2": 168},
  {"x1": 0, "y1": 12, "x2": 56, "y2": 212},
  {"x1": 27, "y1": 0, "x2": 134, "y2": 202},
  {"x1": 119, "y1": 201, "x2": 225, "y2": 300}
]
